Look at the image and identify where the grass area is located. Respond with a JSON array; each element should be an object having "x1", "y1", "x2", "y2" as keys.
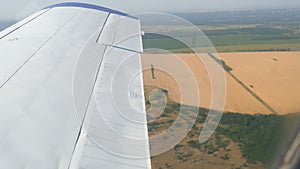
[{"x1": 146, "y1": 85, "x2": 300, "y2": 168}]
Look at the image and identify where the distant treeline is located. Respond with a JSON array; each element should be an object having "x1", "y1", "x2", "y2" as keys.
[
  {"x1": 173, "y1": 8, "x2": 300, "y2": 25},
  {"x1": 203, "y1": 27, "x2": 290, "y2": 36}
]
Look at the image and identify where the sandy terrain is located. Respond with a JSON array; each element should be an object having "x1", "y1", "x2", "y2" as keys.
[{"x1": 142, "y1": 52, "x2": 300, "y2": 115}]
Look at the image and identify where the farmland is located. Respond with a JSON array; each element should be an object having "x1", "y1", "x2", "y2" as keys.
[
  {"x1": 143, "y1": 51, "x2": 300, "y2": 168},
  {"x1": 142, "y1": 28, "x2": 300, "y2": 53},
  {"x1": 142, "y1": 52, "x2": 300, "y2": 115},
  {"x1": 142, "y1": 9, "x2": 300, "y2": 168},
  {"x1": 142, "y1": 9, "x2": 300, "y2": 53}
]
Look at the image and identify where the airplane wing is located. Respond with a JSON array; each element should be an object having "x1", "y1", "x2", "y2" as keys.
[{"x1": 0, "y1": 2, "x2": 151, "y2": 169}]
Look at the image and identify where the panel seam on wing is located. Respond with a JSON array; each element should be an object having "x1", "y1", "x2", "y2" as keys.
[
  {"x1": 96, "y1": 13, "x2": 110, "y2": 43},
  {"x1": 67, "y1": 17, "x2": 111, "y2": 167},
  {"x1": 105, "y1": 44, "x2": 142, "y2": 53}
]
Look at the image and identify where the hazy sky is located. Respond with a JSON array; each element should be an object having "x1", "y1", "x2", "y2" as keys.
[{"x1": 1, "y1": 0, "x2": 300, "y2": 21}]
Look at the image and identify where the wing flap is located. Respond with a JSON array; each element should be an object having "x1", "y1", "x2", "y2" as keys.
[
  {"x1": 97, "y1": 14, "x2": 143, "y2": 52},
  {"x1": 70, "y1": 46, "x2": 150, "y2": 169}
]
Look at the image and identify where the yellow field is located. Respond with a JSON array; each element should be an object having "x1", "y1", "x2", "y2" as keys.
[{"x1": 142, "y1": 52, "x2": 300, "y2": 115}]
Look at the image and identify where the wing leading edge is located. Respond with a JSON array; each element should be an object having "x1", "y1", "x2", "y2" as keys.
[{"x1": 0, "y1": 2, "x2": 150, "y2": 169}]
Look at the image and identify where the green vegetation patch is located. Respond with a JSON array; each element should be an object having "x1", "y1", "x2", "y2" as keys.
[
  {"x1": 216, "y1": 113, "x2": 300, "y2": 166},
  {"x1": 146, "y1": 86, "x2": 300, "y2": 168}
]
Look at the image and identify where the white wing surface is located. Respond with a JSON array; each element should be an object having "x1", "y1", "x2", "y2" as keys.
[{"x1": 0, "y1": 2, "x2": 150, "y2": 169}]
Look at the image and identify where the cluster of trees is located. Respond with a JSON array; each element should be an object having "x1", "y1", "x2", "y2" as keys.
[
  {"x1": 145, "y1": 86, "x2": 300, "y2": 167},
  {"x1": 216, "y1": 112, "x2": 300, "y2": 166}
]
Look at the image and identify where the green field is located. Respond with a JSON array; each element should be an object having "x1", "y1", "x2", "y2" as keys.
[
  {"x1": 142, "y1": 9, "x2": 300, "y2": 53},
  {"x1": 143, "y1": 27, "x2": 300, "y2": 53}
]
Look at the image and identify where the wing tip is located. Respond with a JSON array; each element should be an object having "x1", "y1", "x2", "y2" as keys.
[{"x1": 43, "y1": 2, "x2": 138, "y2": 20}]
